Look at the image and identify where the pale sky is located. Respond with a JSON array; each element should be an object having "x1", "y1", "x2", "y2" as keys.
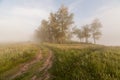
[{"x1": 0, "y1": 0, "x2": 120, "y2": 45}]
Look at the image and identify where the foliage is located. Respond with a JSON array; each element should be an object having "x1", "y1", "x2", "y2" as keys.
[
  {"x1": 35, "y1": 5, "x2": 74, "y2": 43},
  {"x1": 82, "y1": 24, "x2": 91, "y2": 43},
  {"x1": 73, "y1": 27, "x2": 84, "y2": 42},
  {"x1": 91, "y1": 19, "x2": 102, "y2": 44},
  {"x1": 73, "y1": 19, "x2": 102, "y2": 44}
]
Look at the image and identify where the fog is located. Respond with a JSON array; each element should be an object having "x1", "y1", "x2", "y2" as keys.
[{"x1": 0, "y1": 0, "x2": 120, "y2": 45}]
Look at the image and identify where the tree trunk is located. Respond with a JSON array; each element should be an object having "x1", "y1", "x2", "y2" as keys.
[
  {"x1": 93, "y1": 37, "x2": 96, "y2": 44},
  {"x1": 79, "y1": 39, "x2": 81, "y2": 43},
  {"x1": 85, "y1": 37, "x2": 88, "y2": 43}
]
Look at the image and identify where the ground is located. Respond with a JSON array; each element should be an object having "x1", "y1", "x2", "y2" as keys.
[{"x1": 0, "y1": 43, "x2": 120, "y2": 80}]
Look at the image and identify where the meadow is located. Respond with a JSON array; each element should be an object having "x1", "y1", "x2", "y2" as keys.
[
  {"x1": 44, "y1": 43, "x2": 120, "y2": 80},
  {"x1": 0, "y1": 43, "x2": 120, "y2": 80},
  {"x1": 0, "y1": 43, "x2": 41, "y2": 80}
]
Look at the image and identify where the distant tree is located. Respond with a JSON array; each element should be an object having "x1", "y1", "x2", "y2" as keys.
[
  {"x1": 91, "y1": 19, "x2": 102, "y2": 44},
  {"x1": 66, "y1": 30, "x2": 73, "y2": 42},
  {"x1": 55, "y1": 5, "x2": 74, "y2": 43},
  {"x1": 35, "y1": 5, "x2": 74, "y2": 43},
  {"x1": 49, "y1": 12, "x2": 59, "y2": 43},
  {"x1": 73, "y1": 27, "x2": 84, "y2": 42},
  {"x1": 35, "y1": 19, "x2": 50, "y2": 42},
  {"x1": 82, "y1": 25, "x2": 91, "y2": 43}
]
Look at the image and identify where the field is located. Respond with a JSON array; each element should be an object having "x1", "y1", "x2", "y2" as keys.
[
  {"x1": 0, "y1": 43, "x2": 38, "y2": 79},
  {"x1": 0, "y1": 43, "x2": 51, "y2": 80},
  {"x1": 44, "y1": 43, "x2": 120, "y2": 80},
  {"x1": 0, "y1": 43, "x2": 120, "y2": 80}
]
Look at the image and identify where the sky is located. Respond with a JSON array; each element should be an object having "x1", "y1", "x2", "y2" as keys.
[{"x1": 0, "y1": 0, "x2": 120, "y2": 45}]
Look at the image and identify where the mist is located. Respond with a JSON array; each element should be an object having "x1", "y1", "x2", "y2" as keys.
[{"x1": 0, "y1": 0, "x2": 120, "y2": 45}]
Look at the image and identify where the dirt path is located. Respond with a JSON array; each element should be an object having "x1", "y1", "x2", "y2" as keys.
[
  {"x1": 10, "y1": 50, "x2": 43, "y2": 79},
  {"x1": 31, "y1": 50, "x2": 53, "y2": 80},
  {"x1": 10, "y1": 49, "x2": 53, "y2": 80}
]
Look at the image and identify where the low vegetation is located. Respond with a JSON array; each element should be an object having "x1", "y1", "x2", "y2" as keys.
[
  {"x1": 11, "y1": 45, "x2": 50, "y2": 80},
  {"x1": 45, "y1": 43, "x2": 120, "y2": 80},
  {"x1": 0, "y1": 43, "x2": 40, "y2": 79},
  {"x1": 0, "y1": 43, "x2": 120, "y2": 80}
]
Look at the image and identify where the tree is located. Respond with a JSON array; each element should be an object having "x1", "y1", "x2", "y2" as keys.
[
  {"x1": 91, "y1": 19, "x2": 102, "y2": 44},
  {"x1": 55, "y1": 5, "x2": 74, "y2": 43},
  {"x1": 49, "y1": 12, "x2": 59, "y2": 43},
  {"x1": 73, "y1": 27, "x2": 84, "y2": 42},
  {"x1": 82, "y1": 25, "x2": 91, "y2": 43},
  {"x1": 66, "y1": 30, "x2": 73, "y2": 42},
  {"x1": 35, "y1": 19, "x2": 50, "y2": 42},
  {"x1": 35, "y1": 5, "x2": 74, "y2": 43}
]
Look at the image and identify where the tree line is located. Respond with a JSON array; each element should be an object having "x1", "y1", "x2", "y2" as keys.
[
  {"x1": 73, "y1": 19, "x2": 102, "y2": 44},
  {"x1": 35, "y1": 5, "x2": 102, "y2": 44}
]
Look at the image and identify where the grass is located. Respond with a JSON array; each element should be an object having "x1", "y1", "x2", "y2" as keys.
[
  {"x1": 45, "y1": 43, "x2": 120, "y2": 80},
  {"x1": 0, "y1": 43, "x2": 40, "y2": 80},
  {"x1": 0, "y1": 43, "x2": 120, "y2": 80},
  {"x1": 12, "y1": 45, "x2": 50, "y2": 80}
]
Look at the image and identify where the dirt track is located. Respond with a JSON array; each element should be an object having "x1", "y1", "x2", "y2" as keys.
[
  {"x1": 10, "y1": 49, "x2": 53, "y2": 80},
  {"x1": 32, "y1": 50, "x2": 53, "y2": 80}
]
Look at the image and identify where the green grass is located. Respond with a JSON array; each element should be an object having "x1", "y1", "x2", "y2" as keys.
[
  {"x1": 45, "y1": 44, "x2": 120, "y2": 80},
  {"x1": 0, "y1": 43, "x2": 40, "y2": 80},
  {"x1": 1, "y1": 43, "x2": 120, "y2": 80},
  {"x1": 12, "y1": 46, "x2": 50, "y2": 80}
]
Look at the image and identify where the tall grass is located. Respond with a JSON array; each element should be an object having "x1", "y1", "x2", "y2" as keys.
[
  {"x1": 12, "y1": 45, "x2": 51, "y2": 80},
  {"x1": 46, "y1": 44, "x2": 120, "y2": 80},
  {"x1": 0, "y1": 43, "x2": 39, "y2": 79}
]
